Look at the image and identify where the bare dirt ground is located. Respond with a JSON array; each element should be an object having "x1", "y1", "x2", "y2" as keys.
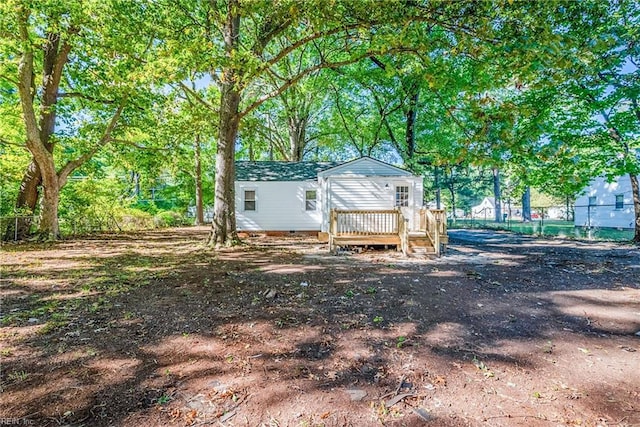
[{"x1": 1, "y1": 227, "x2": 639, "y2": 427}]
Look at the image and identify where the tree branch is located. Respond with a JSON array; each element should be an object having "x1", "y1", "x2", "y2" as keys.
[
  {"x1": 0, "y1": 138, "x2": 27, "y2": 148},
  {"x1": 178, "y1": 81, "x2": 217, "y2": 112},
  {"x1": 329, "y1": 83, "x2": 359, "y2": 149},
  {"x1": 58, "y1": 92, "x2": 117, "y2": 104},
  {"x1": 240, "y1": 47, "x2": 420, "y2": 118},
  {"x1": 250, "y1": 22, "x2": 372, "y2": 79},
  {"x1": 16, "y1": 6, "x2": 43, "y2": 154},
  {"x1": 630, "y1": 97, "x2": 640, "y2": 124},
  {"x1": 428, "y1": 86, "x2": 475, "y2": 140},
  {"x1": 57, "y1": 101, "x2": 126, "y2": 188},
  {"x1": 0, "y1": 72, "x2": 19, "y2": 85}
]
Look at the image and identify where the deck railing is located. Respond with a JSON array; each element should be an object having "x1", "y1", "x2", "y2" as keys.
[
  {"x1": 329, "y1": 209, "x2": 408, "y2": 255},
  {"x1": 419, "y1": 208, "x2": 448, "y2": 256},
  {"x1": 330, "y1": 209, "x2": 401, "y2": 235}
]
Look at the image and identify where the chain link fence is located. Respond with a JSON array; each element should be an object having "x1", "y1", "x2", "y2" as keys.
[
  {"x1": 1, "y1": 211, "x2": 194, "y2": 242},
  {"x1": 449, "y1": 204, "x2": 634, "y2": 242}
]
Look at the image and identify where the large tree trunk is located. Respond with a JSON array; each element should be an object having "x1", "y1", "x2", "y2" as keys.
[
  {"x1": 38, "y1": 165, "x2": 61, "y2": 239},
  {"x1": 405, "y1": 89, "x2": 419, "y2": 160},
  {"x1": 194, "y1": 133, "x2": 205, "y2": 225},
  {"x1": 630, "y1": 173, "x2": 640, "y2": 244},
  {"x1": 210, "y1": 0, "x2": 240, "y2": 246},
  {"x1": 522, "y1": 186, "x2": 531, "y2": 222},
  {"x1": 4, "y1": 32, "x2": 69, "y2": 241},
  {"x1": 446, "y1": 170, "x2": 456, "y2": 220},
  {"x1": 493, "y1": 168, "x2": 502, "y2": 222},
  {"x1": 288, "y1": 114, "x2": 307, "y2": 161},
  {"x1": 4, "y1": 162, "x2": 41, "y2": 240},
  {"x1": 16, "y1": 8, "x2": 61, "y2": 240}
]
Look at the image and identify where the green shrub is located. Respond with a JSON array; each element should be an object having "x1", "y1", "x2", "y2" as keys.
[
  {"x1": 117, "y1": 208, "x2": 155, "y2": 230},
  {"x1": 153, "y1": 211, "x2": 187, "y2": 228}
]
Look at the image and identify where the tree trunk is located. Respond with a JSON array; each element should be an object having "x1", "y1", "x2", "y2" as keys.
[
  {"x1": 522, "y1": 186, "x2": 531, "y2": 222},
  {"x1": 5, "y1": 32, "x2": 69, "y2": 241},
  {"x1": 16, "y1": 8, "x2": 61, "y2": 240},
  {"x1": 210, "y1": 0, "x2": 240, "y2": 246},
  {"x1": 629, "y1": 173, "x2": 640, "y2": 244},
  {"x1": 449, "y1": 180, "x2": 456, "y2": 220},
  {"x1": 38, "y1": 166, "x2": 61, "y2": 240},
  {"x1": 3, "y1": 161, "x2": 41, "y2": 240},
  {"x1": 194, "y1": 133, "x2": 205, "y2": 225},
  {"x1": 132, "y1": 171, "x2": 141, "y2": 198},
  {"x1": 493, "y1": 168, "x2": 502, "y2": 222},
  {"x1": 288, "y1": 114, "x2": 307, "y2": 161},
  {"x1": 405, "y1": 89, "x2": 419, "y2": 160}
]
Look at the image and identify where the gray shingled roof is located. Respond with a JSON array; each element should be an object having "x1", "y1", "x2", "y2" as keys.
[{"x1": 235, "y1": 161, "x2": 341, "y2": 181}]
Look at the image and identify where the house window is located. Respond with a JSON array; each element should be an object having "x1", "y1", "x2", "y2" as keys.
[
  {"x1": 244, "y1": 190, "x2": 256, "y2": 211},
  {"x1": 588, "y1": 196, "x2": 596, "y2": 206},
  {"x1": 305, "y1": 190, "x2": 317, "y2": 211},
  {"x1": 395, "y1": 185, "x2": 409, "y2": 207},
  {"x1": 615, "y1": 194, "x2": 624, "y2": 209}
]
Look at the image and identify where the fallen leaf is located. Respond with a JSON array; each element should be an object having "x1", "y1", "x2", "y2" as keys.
[
  {"x1": 434, "y1": 376, "x2": 447, "y2": 386},
  {"x1": 184, "y1": 409, "x2": 197, "y2": 424}
]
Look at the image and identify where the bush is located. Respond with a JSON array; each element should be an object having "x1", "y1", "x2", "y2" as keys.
[
  {"x1": 117, "y1": 209, "x2": 155, "y2": 230},
  {"x1": 153, "y1": 211, "x2": 188, "y2": 228}
]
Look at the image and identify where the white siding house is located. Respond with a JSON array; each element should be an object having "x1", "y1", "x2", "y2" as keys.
[
  {"x1": 471, "y1": 197, "x2": 523, "y2": 220},
  {"x1": 471, "y1": 197, "x2": 498, "y2": 219},
  {"x1": 575, "y1": 175, "x2": 637, "y2": 229},
  {"x1": 235, "y1": 157, "x2": 424, "y2": 232}
]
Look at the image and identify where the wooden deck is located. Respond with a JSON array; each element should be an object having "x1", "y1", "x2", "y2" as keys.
[{"x1": 328, "y1": 208, "x2": 448, "y2": 256}]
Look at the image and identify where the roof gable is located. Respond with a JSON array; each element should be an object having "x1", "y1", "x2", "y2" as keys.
[
  {"x1": 318, "y1": 157, "x2": 412, "y2": 177},
  {"x1": 235, "y1": 161, "x2": 340, "y2": 182}
]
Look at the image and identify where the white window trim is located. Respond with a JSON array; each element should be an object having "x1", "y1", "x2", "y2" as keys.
[
  {"x1": 614, "y1": 194, "x2": 624, "y2": 210},
  {"x1": 394, "y1": 184, "x2": 410, "y2": 207},
  {"x1": 304, "y1": 189, "x2": 318, "y2": 211},
  {"x1": 243, "y1": 188, "x2": 257, "y2": 212}
]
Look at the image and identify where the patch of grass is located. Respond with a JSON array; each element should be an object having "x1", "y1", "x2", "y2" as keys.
[
  {"x1": 1, "y1": 314, "x2": 21, "y2": 326},
  {"x1": 38, "y1": 319, "x2": 67, "y2": 335},
  {"x1": 1, "y1": 298, "x2": 65, "y2": 327},
  {"x1": 364, "y1": 286, "x2": 377, "y2": 295},
  {"x1": 88, "y1": 296, "x2": 111, "y2": 313},
  {"x1": 473, "y1": 356, "x2": 495, "y2": 378},
  {"x1": 8, "y1": 370, "x2": 29, "y2": 382},
  {"x1": 80, "y1": 283, "x2": 94, "y2": 293},
  {"x1": 155, "y1": 394, "x2": 172, "y2": 405}
]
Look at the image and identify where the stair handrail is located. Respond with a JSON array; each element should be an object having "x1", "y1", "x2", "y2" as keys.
[
  {"x1": 422, "y1": 209, "x2": 441, "y2": 256},
  {"x1": 398, "y1": 212, "x2": 409, "y2": 256}
]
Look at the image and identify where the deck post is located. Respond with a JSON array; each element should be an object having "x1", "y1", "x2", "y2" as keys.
[
  {"x1": 434, "y1": 217, "x2": 441, "y2": 256},
  {"x1": 329, "y1": 209, "x2": 337, "y2": 253}
]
